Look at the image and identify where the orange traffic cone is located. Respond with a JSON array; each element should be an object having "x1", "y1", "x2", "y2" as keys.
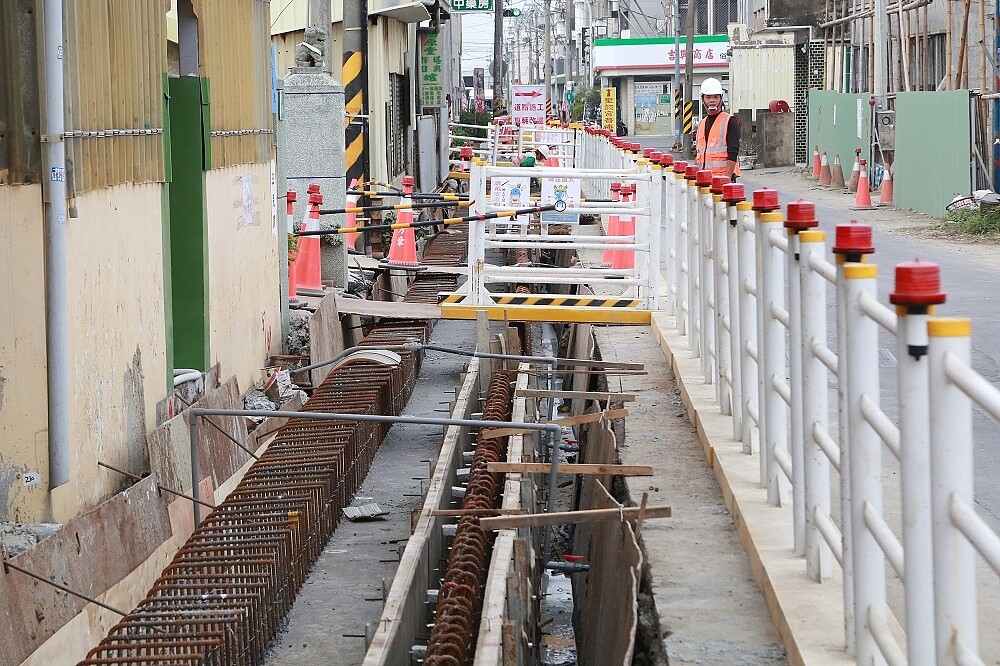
[
  {"x1": 878, "y1": 164, "x2": 893, "y2": 205},
  {"x1": 385, "y1": 175, "x2": 418, "y2": 267},
  {"x1": 853, "y1": 159, "x2": 874, "y2": 209},
  {"x1": 286, "y1": 189, "x2": 300, "y2": 305},
  {"x1": 848, "y1": 149, "x2": 861, "y2": 193},
  {"x1": 830, "y1": 154, "x2": 846, "y2": 189},
  {"x1": 601, "y1": 182, "x2": 623, "y2": 268},
  {"x1": 612, "y1": 185, "x2": 636, "y2": 270},
  {"x1": 819, "y1": 151, "x2": 832, "y2": 185},
  {"x1": 296, "y1": 184, "x2": 324, "y2": 292},
  {"x1": 812, "y1": 146, "x2": 821, "y2": 178},
  {"x1": 345, "y1": 178, "x2": 359, "y2": 252}
]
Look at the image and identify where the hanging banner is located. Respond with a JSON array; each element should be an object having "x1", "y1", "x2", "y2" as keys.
[
  {"x1": 601, "y1": 87, "x2": 617, "y2": 132},
  {"x1": 512, "y1": 85, "x2": 546, "y2": 126},
  {"x1": 473, "y1": 67, "x2": 486, "y2": 113},
  {"x1": 420, "y1": 32, "x2": 444, "y2": 107}
]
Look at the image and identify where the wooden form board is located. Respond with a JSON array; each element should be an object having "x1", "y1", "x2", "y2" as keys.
[
  {"x1": 516, "y1": 388, "x2": 636, "y2": 402},
  {"x1": 487, "y1": 463, "x2": 654, "y2": 476},
  {"x1": 479, "y1": 505, "x2": 672, "y2": 530},
  {"x1": 331, "y1": 296, "x2": 441, "y2": 319},
  {"x1": 350, "y1": 254, "x2": 468, "y2": 275}
]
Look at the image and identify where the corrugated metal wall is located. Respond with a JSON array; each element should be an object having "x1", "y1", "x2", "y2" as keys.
[
  {"x1": 196, "y1": 0, "x2": 274, "y2": 168},
  {"x1": 730, "y1": 44, "x2": 795, "y2": 115},
  {"x1": 63, "y1": 0, "x2": 167, "y2": 193},
  {"x1": 807, "y1": 90, "x2": 871, "y2": 180},
  {"x1": 894, "y1": 91, "x2": 972, "y2": 218}
]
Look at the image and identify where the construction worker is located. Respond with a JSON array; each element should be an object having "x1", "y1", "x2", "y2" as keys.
[{"x1": 695, "y1": 77, "x2": 741, "y2": 182}]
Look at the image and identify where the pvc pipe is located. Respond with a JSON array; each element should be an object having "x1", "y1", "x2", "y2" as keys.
[
  {"x1": 173, "y1": 371, "x2": 202, "y2": 387},
  {"x1": 800, "y1": 232, "x2": 832, "y2": 581},
  {"x1": 43, "y1": 0, "x2": 71, "y2": 489},
  {"x1": 928, "y1": 318, "x2": 978, "y2": 664},
  {"x1": 699, "y1": 187, "x2": 716, "y2": 383},
  {"x1": 689, "y1": 182, "x2": 701, "y2": 358},
  {"x1": 844, "y1": 263, "x2": 887, "y2": 664},
  {"x1": 647, "y1": 163, "x2": 662, "y2": 310}
]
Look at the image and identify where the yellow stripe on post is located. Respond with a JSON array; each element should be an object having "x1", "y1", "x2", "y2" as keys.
[
  {"x1": 928, "y1": 317, "x2": 972, "y2": 337},
  {"x1": 439, "y1": 305, "x2": 652, "y2": 325},
  {"x1": 799, "y1": 230, "x2": 826, "y2": 243},
  {"x1": 843, "y1": 264, "x2": 878, "y2": 279},
  {"x1": 760, "y1": 212, "x2": 783, "y2": 224}
]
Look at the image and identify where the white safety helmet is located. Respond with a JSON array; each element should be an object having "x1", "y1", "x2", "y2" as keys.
[
  {"x1": 700, "y1": 78, "x2": 724, "y2": 96},
  {"x1": 536, "y1": 145, "x2": 551, "y2": 159}
]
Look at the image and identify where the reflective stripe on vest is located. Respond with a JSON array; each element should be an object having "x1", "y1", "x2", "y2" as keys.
[{"x1": 696, "y1": 112, "x2": 740, "y2": 177}]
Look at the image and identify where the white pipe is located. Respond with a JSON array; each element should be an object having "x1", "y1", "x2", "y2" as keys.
[
  {"x1": 43, "y1": 0, "x2": 71, "y2": 489},
  {"x1": 173, "y1": 371, "x2": 203, "y2": 387}
]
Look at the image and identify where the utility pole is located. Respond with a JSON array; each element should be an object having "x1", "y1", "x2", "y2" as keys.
[
  {"x1": 494, "y1": 0, "x2": 503, "y2": 112},
  {"x1": 545, "y1": 0, "x2": 553, "y2": 113},
  {"x1": 682, "y1": 0, "x2": 695, "y2": 156},
  {"x1": 872, "y1": 0, "x2": 887, "y2": 102},
  {"x1": 673, "y1": 0, "x2": 681, "y2": 143}
]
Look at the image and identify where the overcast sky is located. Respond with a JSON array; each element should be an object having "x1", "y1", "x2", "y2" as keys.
[{"x1": 460, "y1": 10, "x2": 497, "y2": 76}]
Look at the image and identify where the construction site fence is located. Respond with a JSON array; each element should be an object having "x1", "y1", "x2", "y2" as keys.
[{"x1": 576, "y1": 128, "x2": 1000, "y2": 666}]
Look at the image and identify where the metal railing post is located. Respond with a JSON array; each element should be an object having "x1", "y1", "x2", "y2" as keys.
[
  {"x1": 891, "y1": 261, "x2": 945, "y2": 665},
  {"x1": 928, "y1": 317, "x2": 978, "y2": 665},
  {"x1": 843, "y1": 263, "x2": 887, "y2": 664},
  {"x1": 644, "y1": 158, "x2": 662, "y2": 309},
  {"x1": 799, "y1": 230, "x2": 832, "y2": 582},
  {"x1": 784, "y1": 201, "x2": 819, "y2": 556},
  {"x1": 831, "y1": 221, "x2": 874, "y2": 654},
  {"x1": 722, "y1": 185, "x2": 745, "y2": 439},
  {"x1": 756, "y1": 206, "x2": 787, "y2": 504},
  {"x1": 675, "y1": 162, "x2": 690, "y2": 336},
  {"x1": 737, "y1": 201, "x2": 759, "y2": 455},
  {"x1": 712, "y1": 179, "x2": 730, "y2": 412},
  {"x1": 686, "y1": 167, "x2": 701, "y2": 358},
  {"x1": 663, "y1": 156, "x2": 677, "y2": 315},
  {"x1": 697, "y1": 171, "x2": 715, "y2": 379},
  {"x1": 469, "y1": 159, "x2": 486, "y2": 304}
]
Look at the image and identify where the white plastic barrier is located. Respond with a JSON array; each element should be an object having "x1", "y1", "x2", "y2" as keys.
[{"x1": 573, "y1": 126, "x2": 1000, "y2": 665}]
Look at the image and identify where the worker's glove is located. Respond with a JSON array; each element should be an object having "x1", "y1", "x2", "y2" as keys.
[{"x1": 730, "y1": 174, "x2": 738, "y2": 183}]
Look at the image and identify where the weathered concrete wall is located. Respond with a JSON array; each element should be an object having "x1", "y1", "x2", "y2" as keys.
[
  {"x1": 205, "y1": 163, "x2": 281, "y2": 396},
  {"x1": 758, "y1": 111, "x2": 796, "y2": 167},
  {"x1": 56, "y1": 183, "x2": 168, "y2": 522},
  {"x1": 769, "y1": 0, "x2": 823, "y2": 27},
  {"x1": 0, "y1": 184, "x2": 49, "y2": 522}
]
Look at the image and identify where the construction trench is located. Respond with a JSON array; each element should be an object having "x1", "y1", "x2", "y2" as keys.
[{"x1": 64, "y1": 210, "x2": 679, "y2": 666}]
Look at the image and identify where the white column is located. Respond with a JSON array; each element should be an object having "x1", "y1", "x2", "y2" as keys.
[
  {"x1": 928, "y1": 317, "x2": 978, "y2": 665},
  {"x1": 725, "y1": 197, "x2": 743, "y2": 438},
  {"x1": 677, "y1": 171, "x2": 690, "y2": 336},
  {"x1": 714, "y1": 193, "x2": 731, "y2": 413},
  {"x1": 757, "y1": 211, "x2": 788, "y2": 504},
  {"x1": 800, "y1": 231, "x2": 832, "y2": 582},
  {"x1": 738, "y1": 203, "x2": 759, "y2": 455},
  {"x1": 787, "y1": 227, "x2": 806, "y2": 555},
  {"x1": 688, "y1": 175, "x2": 701, "y2": 358},
  {"x1": 844, "y1": 263, "x2": 887, "y2": 665},
  {"x1": 835, "y1": 256, "x2": 855, "y2": 653}
]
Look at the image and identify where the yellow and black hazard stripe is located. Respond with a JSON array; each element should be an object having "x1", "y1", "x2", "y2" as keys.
[
  {"x1": 343, "y1": 51, "x2": 366, "y2": 185},
  {"x1": 438, "y1": 293, "x2": 641, "y2": 308},
  {"x1": 683, "y1": 101, "x2": 694, "y2": 134}
]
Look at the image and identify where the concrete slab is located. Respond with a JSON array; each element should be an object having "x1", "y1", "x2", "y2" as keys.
[
  {"x1": 263, "y1": 319, "x2": 476, "y2": 666},
  {"x1": 593, "y1": 325, "x2": 789, "y2": 665}
]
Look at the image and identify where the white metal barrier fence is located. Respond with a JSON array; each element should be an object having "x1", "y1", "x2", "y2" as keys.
[{"x1": 576, "y1": 126, "x2": 1000, "y2": 665}]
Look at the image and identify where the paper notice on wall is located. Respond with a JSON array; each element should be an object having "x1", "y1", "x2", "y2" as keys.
[
  {"x1": 857, "y1": 98, "x2": 864, "y2": 139},
  {"x1": 236, "y1": 174, "x2": 261, "y2": 228}
]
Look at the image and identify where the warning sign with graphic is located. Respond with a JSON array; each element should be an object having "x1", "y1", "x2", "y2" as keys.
[
  {"x1": 540, "y1": 178, "x2": 581, "y2": 224},
  {"x1": 489, "y1": 176, "x2": 532, "y2": 225}
]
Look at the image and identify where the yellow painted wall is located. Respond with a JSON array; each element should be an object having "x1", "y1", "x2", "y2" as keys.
[
  {"x1": 0, "y1": 184, "x2": 50, "y2": 522},
  {"x1": 205, "y1": 163, "x2": 281, "y2": 396},
  {"x1": 56, "y1": 184, "x2": 168, "y2": 521}
]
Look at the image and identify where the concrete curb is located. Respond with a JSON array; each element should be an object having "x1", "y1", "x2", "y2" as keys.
[{"x1": 650, "y1": 312, "x2": 854, "y2": 666}]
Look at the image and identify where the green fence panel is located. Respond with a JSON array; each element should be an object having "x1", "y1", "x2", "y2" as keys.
[
  {"x1": 895, "y1": 91, "x2": 971, "y2": 218},
  {"x1": 808, "y1": 90, "x2": 872, "y2": 179}
]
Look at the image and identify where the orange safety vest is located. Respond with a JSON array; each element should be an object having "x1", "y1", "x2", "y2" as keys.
[{"x1": 696, "y1": 112, "x2": 740, "y2": 178}]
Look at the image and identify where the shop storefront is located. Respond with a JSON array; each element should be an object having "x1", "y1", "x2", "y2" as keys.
[{"x1": 593, "y1": 35, "x2": 730, "y2": 137}]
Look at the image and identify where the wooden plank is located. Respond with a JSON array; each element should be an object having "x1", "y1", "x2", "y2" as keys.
[
  {"x1": 515, "y1": 388, "x2": 636, "y2": 402},
  {"x1": 555, "y1": 358, "x2": 644, "y2": 370},
  {"x1": 333, "y1": 295, "x2": 441, "y2": 319},
  {"x1": 487, "y1": 462, "x2": 654, "y2": 476},
  {"x1": 426, "y1": 508, "x2": 524, "y2": 517},
  {"x1": 479, "y1": 505, "x2": 672, "y2": 530},
  {"x1": 350, "y1": 254, "x2": 468, "y2": 275},
  {"x1": 545, "y1": 408, "x2": 628, "y2": 427}
]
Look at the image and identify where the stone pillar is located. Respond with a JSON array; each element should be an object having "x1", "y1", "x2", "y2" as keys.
[{"x1": 277, "y1": 67, "x2": 348, "y2": 289}]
